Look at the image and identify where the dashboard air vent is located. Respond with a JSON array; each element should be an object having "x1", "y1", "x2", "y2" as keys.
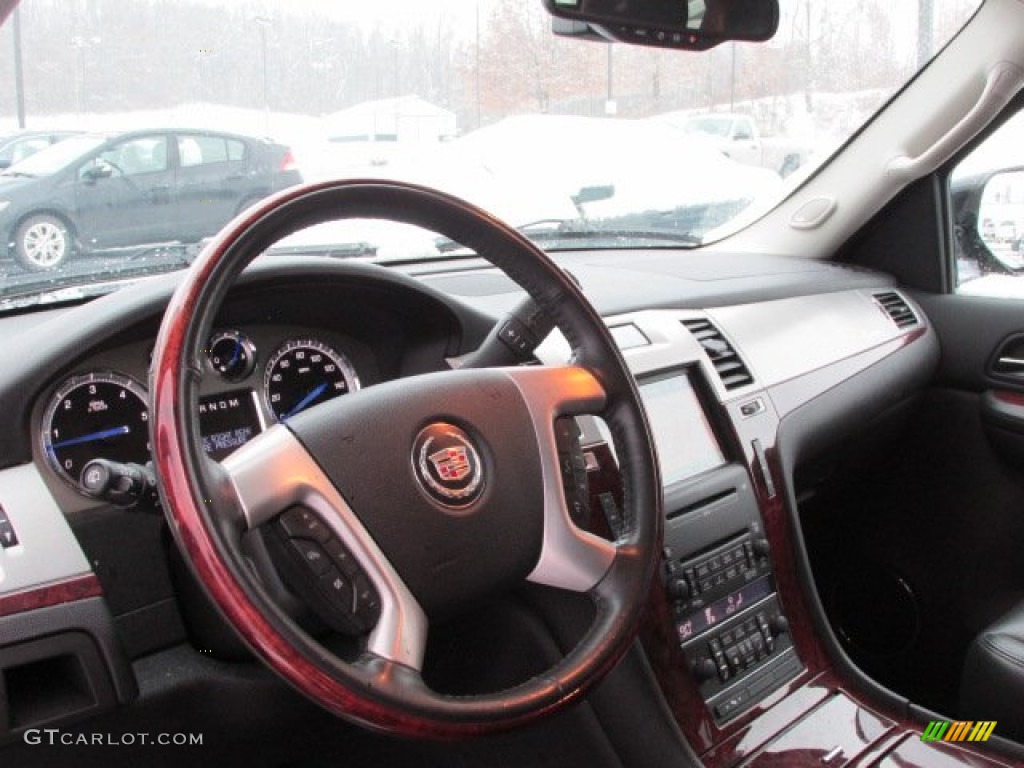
[
  {"x1": 681, "y1": 318, "x2": 753, "y2": 390},
  {"x1": 872, "y1": 292, "x2": 918, "y2": 329}
]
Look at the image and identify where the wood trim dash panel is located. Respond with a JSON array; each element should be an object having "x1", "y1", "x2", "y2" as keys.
[{"x1": 0, "y1": 573, "x2": 102, "y2": 618}]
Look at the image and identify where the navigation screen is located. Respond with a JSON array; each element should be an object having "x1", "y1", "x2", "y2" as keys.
[
  {"x1": 198, "y1": 389, "x2": 263, "y2": 461},
  {"x1": 639, "y1": 374, "x2": 726, "y2": 486}
]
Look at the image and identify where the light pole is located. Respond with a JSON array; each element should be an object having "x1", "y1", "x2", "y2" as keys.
[
  {"x1": 605, "y1": 44, "x2": 616, "y2": 115},
  {"x1": 917, "y1": 0, "x2": 934, "y2": 68},
  {"x1": 253, "y1": 16, "x2": 272, "y2": 135},
  {"x1": 12, "y1": 6, "x2": 25, "y2": 128}
]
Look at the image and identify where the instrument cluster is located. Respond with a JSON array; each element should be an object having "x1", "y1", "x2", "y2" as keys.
[{"x1": 40, "y1": 329, "x2": 364, "y2": 497}]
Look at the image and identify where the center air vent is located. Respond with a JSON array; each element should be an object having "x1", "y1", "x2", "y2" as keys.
[
  {"x1": 872, "y1": 291, "x2": 918, "y2": 329},
  {"x1": 681, "y1": 318, "x2": 753, "y2": 390}
]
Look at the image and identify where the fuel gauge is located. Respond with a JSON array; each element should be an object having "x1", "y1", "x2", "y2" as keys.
[{"x1": 207, "y1": 331, "x2": 256, "y2": 381}]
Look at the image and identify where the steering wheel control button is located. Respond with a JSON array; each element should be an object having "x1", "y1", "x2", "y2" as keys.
[
  {"x1": 289, "y1": 539, "x2": 332, "y2": 576},
  {"x1": 267, "y1": 514, "x2": 379, "y2": 637},
  {"x1": 412, "y1": 423, "x2": 485, "y2": 509},
  {"x1": 352, "y1": 572, "x2": 381, "y2": 626},
  {"x1": 317, "y1": 568, "x2": 354, "y2": 608},
  {"x1": 278, "y1": 507, "x2": 332, "y2": 543},
  {"x1": 324, "y1": 537, "x2": 359, "y2": 576},
  {"x1": 554, "y1": 417, "x2": 591, "y2": 526}
]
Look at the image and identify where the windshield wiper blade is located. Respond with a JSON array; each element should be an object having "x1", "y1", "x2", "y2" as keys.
[
  {"x1": 523, "y1": 228, "x2": 702, "y2": 246},
  {"x1": 0, "y1": 244, "x2": 197, "y2": 312},
  {"x1": 0, "y1": 170, "x2": 36, "y2": 178},
  {"x1": 434, "y1": 220, "x2": 702, "y2": 255},
  {"x1": 265, "y1": 241, "x2": 378, "y2": 259}
]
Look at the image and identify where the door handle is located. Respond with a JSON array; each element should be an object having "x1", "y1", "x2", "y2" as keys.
[
  {"x1": 991, "y1": 335, "x2": 1024, "y2": 379},
  {"x1": 996, "y1": 356, "x2": 1024, "y2": 371}
]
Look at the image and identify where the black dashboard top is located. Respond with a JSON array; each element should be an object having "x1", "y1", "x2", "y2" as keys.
[{"x1": 0, "y1": 248, "x2": 896, "y2": 477}]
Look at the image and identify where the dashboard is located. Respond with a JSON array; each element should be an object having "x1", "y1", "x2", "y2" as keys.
[
  {"x1": 14, "y1": 261, "x2": 484, "y2": 514},
  {"x1": 8, "y1": 247, "x2": 1001, "y2": 766}
]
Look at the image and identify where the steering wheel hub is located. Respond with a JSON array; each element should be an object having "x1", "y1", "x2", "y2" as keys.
[{"x1": 412, "y1": 422, "x2": 486, "y2": 510}]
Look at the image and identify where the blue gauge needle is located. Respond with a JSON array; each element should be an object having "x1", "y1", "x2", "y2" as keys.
[
  {"x1": 50, "y1": 425, "x2": 130, "y2": 449},
  {"x1": 282, "y1": 382, "x2": 328, "y2": 421},
  {"x1": 228, "y1": 339, "x2": 242, "y2": 368}
]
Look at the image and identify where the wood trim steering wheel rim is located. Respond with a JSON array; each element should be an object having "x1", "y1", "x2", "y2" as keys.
[{"x1": 150, "y1": 179, "x2": 663, "y2": 738}]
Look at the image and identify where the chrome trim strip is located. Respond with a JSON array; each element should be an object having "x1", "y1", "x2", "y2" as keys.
[
  {"x1": 504, "y1": 366, "x2": 617, "y2": 593},
  {"x1": 0, "y1": 463, "x2": 92, "y2": 594},
  {"x1": 222, "y1": 425, "x2": 428, "y2": 670},
  {"x1": 535, "y1": 291, "x2": 926, "y2": 404}
]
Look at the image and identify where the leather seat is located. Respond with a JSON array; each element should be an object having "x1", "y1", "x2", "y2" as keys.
[{"x1": 960, "y1": 600, "x2": 1024, "y2": 742}]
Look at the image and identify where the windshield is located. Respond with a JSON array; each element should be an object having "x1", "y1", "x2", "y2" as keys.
[
  {"x1": 0, "y1": 134, "x2": 104, "y2": 178},
  {"x1": 683, "y1": 117, "x2": 733, "y2": 137},
  {"x1": 0, "y1": 0, "x2": 981, "y2": 304}
]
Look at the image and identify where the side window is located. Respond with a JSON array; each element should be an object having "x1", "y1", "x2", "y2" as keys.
[
  {"x1": 178, "y1": 135, "x2": 242, "y2": 167},
  {"x1": 952, "y1": 111, "x2": 1024, "y2": 298},
  {"x1": 5, "y1": 137, "x2": 50, "y2": 165},
  {"x1": 733, "y1": 122, "x2": 754, "y2": 141},
  {"x1": 93, "y1": 136, "x2": 169, "y2": 177}
]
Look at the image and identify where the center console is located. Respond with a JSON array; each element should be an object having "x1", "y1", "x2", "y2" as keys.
[
  {"x1": 633, "y1": 368, "x2": 802, "y2": 725},
  {"x1": 559, "y1": 306, "x2": 1015, "y2": 767},
  {"x1": 572, "y1": 350, "x2": 803, "y2": 729}
]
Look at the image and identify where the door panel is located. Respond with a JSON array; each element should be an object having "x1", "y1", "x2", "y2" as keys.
[
  {"x1": 74, "y1": 135, "x2": 175, "y2": 249},
  {"x1": 173, "y1": 134, "x2": 249, "y2": 241}
]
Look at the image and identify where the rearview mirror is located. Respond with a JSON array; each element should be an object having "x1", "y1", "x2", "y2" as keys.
[{"x1": 543, "y1": 0, "x2": 779, "y2": 51}]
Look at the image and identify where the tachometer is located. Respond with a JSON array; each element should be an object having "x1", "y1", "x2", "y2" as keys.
[
  {"x1": 41, "y1": 372, "x2": 150, "y2": 492},
  {"x1": 264, "y1": 338, "x2": 359, "y2": 422}
]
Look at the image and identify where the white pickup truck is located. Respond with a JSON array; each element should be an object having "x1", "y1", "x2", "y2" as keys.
[{"x1": 680, "y1": 113, "x2": 810, "y2": 177}]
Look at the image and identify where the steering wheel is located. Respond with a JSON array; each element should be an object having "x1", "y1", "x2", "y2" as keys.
[{"x1": 150, "y1": 179, "x2": 662, "y2": 738}]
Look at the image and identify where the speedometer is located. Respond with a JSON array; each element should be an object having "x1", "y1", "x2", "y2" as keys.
[
  {"x1": 264, "y1": 338, "x2": 359, "y2": 422},
  {"x1": 41, "y1": 372, "x2": 150, "y2": 492}
]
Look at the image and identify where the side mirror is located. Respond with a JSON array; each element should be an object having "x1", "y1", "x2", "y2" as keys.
[
  {"x1": 544, "y1": 0, "x2": 779, "y2": 51},
  {"x1": 82, "y1": 163, "x2": 113, "y2": 183},
  {"x1": 978, "y1": 170, "x2": 1024, "y2": 270},
  {"x1": 952, "y1": 166, "x2": 1024, "y2": 274},
  {"x1": 0, "y1": 159, "x2": 10, "y2": 170}
]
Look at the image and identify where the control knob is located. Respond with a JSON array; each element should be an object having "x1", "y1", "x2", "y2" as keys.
[
  {"x1": 692, "y1": 657, "x2": 717, "y2": 683},
  {"x1": 667, "y1": 576, "x2": 691, "y2": 600},
  {"x1": 770, "y1": 615, "x2": 790, "y2": 636}
]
